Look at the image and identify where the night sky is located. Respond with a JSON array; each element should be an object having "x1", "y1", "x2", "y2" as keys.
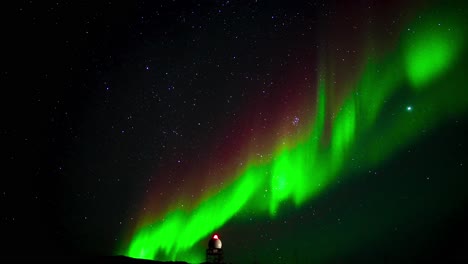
[{"x1": 2, "y1": 1, "x2": 468, "y2": 263}]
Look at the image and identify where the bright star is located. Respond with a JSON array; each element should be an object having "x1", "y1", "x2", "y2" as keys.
[{"x1": 406, "y1": 106, "x2": 413, "y2": 111}]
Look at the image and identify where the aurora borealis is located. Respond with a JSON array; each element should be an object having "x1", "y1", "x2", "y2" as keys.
[
  {"x1": 121, "y1": 1, "x2": 468, "y2": 263},
  {"x1": 3, "y1": 1, "x2": 468, "y2": 263}
]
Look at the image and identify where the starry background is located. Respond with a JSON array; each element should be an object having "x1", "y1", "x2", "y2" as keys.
[{"x1": 2, "y1": 0, "x2": 468, "y2": 263}]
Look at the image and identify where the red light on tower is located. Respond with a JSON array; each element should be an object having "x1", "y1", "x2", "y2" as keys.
[{"x1": 207, "y1": 234, "x2": 223, "y2": 263}]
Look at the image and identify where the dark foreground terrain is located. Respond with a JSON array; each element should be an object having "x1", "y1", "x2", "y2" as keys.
[{"x1": 0, "y1": 255, "x2": 188, "y2": 263}]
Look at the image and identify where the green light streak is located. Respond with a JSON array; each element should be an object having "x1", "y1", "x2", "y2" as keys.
[
  {"x1": 126, "y1": 165, "x2": 265, "y2": 262},
  {"x1": 330, "y1": 95, "x2": 356, "y2": 169},
  {"x1": 270, "y1": 76, "x2": 326, "y2": 214},
  {"x1": 405, "y1": 10, "x2": 464, "y2": 89},
  {"x1": 123, "y1": 6, "x2": 467, "y2": 262}
]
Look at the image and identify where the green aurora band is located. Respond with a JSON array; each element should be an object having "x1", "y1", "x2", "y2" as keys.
[{"x1": 122, "y1": 6, "x2": 468, "y2": 263}]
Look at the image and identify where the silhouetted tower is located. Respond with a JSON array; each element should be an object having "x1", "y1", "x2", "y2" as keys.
[{"x1": 206, "y1": 234, "x2": 224, "y2": 263}]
